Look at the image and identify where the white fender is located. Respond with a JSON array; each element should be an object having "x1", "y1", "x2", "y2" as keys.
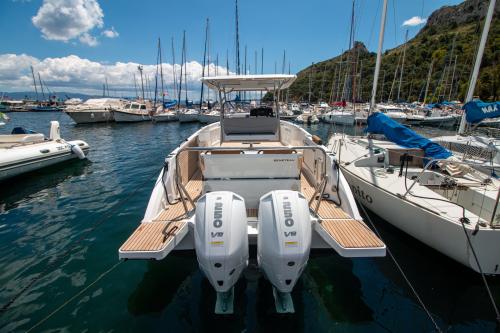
[{"x1": 71, "y1": 144, "x2": 86, "y2": 159}]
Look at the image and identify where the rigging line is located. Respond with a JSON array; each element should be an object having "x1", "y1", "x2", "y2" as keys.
[
  {"x1": 26, "y1": 260, "x2": 124, "y2": 333},
  {"x1": 367, "y1": 0, "x2": 382, "y2": 50},
  {"x1": 0, "y1": 167, "x2": 163, "y2": 314},
  {"x1": 399, "y1": 157, "x2": 500, "y2": 323},
  {"x1": 357, "y1": 203, "x2": 443, "y2": 332}
]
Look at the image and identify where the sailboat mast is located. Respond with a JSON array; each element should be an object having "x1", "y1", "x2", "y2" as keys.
[
  {"x1": 38, "y1": 73, "x2": 46, "y2": 100},
  {"x1": 235, "y1": 0, "x2": 241, "y2": 76},
  {"x1": 369, "y1": 0, "x2": 388, "y2": 114},
  {"x1": 171, "y1": 37, "x2": 178, "y2": 105},
  {"x1": 458, "y1": 0, "x2": 496, "y2": 134},
  {"x1": 138, "y1": 65, "x2": 145, "y2": 100},
  {"x1": 177, "y1": 31, "x2": 185, "y2": 108},
  {"x1": 200, "y1": 18, "x2": 209, "y2": 109},
  {"x1": 30, "y1": 66, "x2": 39, "y2": 101},
  {"x1": 423, "y1": 60, "x2": 434, "y2": 105},
  {"x1": 397, "y1": 29, "x2": 409, "y2": 101},
  {"x1": 159, "y1": 38, "x2": 165, "y2": 105},
  {"x1": 183, "y1": 33, "x2": 188, "y2": 105}
]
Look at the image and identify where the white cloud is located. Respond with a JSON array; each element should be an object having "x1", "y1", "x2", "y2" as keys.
[
  {"x1": 79, "y1": 33, "x2": 99, "y2": 47},
  {"x1": 402, "y1": 16, "x2": 427, "y2": 27},
  {"x1": 32, "y1": 0, "x2": 103, "y2": 45},
  {"x1": 102, "y1": 27, "x2": 119, "y2": 38},
  {"x1": 0, "y1": 53, "x2": 231, "y2": 98}
]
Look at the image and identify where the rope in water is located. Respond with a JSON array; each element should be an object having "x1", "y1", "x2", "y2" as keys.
[
  {"x1": 0, "y1": 168, "x2": 162, "y2": 314},
  {"x1": 25, "y1": 260, "x2": 124, "y2": 332},
  {"x1": 358, "y1": 203, "x2": 443, "y2": 333}
]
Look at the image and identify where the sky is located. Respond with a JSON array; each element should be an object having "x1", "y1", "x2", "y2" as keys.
[{"x1": 0, "y1": 0, "x2": 464, "y2": 98}]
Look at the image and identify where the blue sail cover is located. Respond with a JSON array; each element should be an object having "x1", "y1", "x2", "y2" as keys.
[
  {"x1": 464, "y1": 100, "x2": 500, "y2": 123},
  {"x1": 163, "y1": 100, "x2": 177, "y2": 108},
  {"x1": 366, "y1": 112, "x2": 452, "y2": 159}
]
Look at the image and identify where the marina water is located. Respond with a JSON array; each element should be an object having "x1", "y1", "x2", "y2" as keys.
[{"x1": 0, "y1": 112, "x2": 498, "y2": 332}]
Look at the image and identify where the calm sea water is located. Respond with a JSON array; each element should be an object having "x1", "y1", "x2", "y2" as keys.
[{"x1": 0, "y1": 112, "x2": 498, "y2": 333}]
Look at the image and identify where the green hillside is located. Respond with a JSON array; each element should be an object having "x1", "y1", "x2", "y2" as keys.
[{"x1": 286, "y1": 0, "x2": 499, "y2": 103}]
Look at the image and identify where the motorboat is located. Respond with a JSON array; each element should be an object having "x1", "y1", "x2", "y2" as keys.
[
  {"x1": 118, "y1": 75, "x2": 385, "y2": 314},
  {"x1": 0, "y1": 100, "x2": 25, "y2": 112},
  {"x1": 198, "y1": 110, "x2": 220, "y2": 124},
  {"x1": 113, "y1": 101, "x2": 152, "y2": 122},
  {"x1": 295, "y1": 112, "x2": 319, "y2": 124},
  {"x1": 406, "y1": 108, "x2": 457, "y2": 127},
  {"x1": 178, "y1": 108, "x2": 200, "y2": 123},
  {"x1": 0, "y1": 121, "x2": 89, "y2": 181},
  {"x1": 321, "y1": 110, "x2": 355, "y2": 126},
  {"x1": 376, "y1": 104, "x2": 407, "y2": 123},
  {"x1": 152, "y1": 109, "x2": 179, "y2": 122},
  {"x1": 328, "y1": 113, "x2": 500, "y2": 274},
  {"x1": 65, "y1": 98, "x2": 124, "y2": 124}
]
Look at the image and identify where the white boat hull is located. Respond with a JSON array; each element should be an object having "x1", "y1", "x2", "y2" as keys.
[
  {"x1": 198, "y1": 114, "x2": 219, "y2": 124},
  {"x1": 322, "y1": 113, "x2": 355, "y2": 125},
  {"x1": 65, "y1": 110, "x2": 114, "y2": 124},
  {"x1": 178, "y1": 112, "x2": 199, "y2": 123},
  {"x1": 152, "y1": 113, "x2": 178, "y2": 122},
  {"x1": 0, "y1": 140, "x2": 90, "y2": 181},
  {"x1": 113, "y1": 110, "x2": 151, "y2": 122}
]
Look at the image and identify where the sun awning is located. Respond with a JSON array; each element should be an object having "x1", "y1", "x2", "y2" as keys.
[{"x1": 201, "y1": 74, "x2": 296, "y2": 92}]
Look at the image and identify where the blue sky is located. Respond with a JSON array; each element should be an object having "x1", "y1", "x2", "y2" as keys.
[{"x1": 0, "y1": 0, "x2": 463, "y2": 95}]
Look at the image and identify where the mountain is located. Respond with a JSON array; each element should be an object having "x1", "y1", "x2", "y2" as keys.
[
  {"x1": 1, "y1": 91, "x2": 107, "y2": 101},
  {"x1": 286, "y1": 0, "x2": 499, "y2": 103}
]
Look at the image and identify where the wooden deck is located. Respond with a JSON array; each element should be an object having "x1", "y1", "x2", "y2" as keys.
[
  {"x1": 300, "y1": 172, "x2": 385, "y2": 252},
  {"x1": 318, "y1": 219, "x2": 384, "y2": 248},
  {"x1": 120, "y1": 221, "x2": 186, "y2": 252},
  {"x1": 300, "y1": 174, "x2": 350, "y2": 219},
  {"x1": 154, "y1": 171, "x2": 203, "y2": 222}
]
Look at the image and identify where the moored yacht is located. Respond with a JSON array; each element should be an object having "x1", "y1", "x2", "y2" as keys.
[
  {"x1": 118, "y1": 75, "x2": 385, "y2": 314},
  {"x1": 65, "y1": 98, "x2": 124, "y2": 124},
  {"x1": 113, "y1": 101, "x2": 152, "y2": 122},
  {"x1": 178, "y1": 108, "x2": 200, "y2": 123}
]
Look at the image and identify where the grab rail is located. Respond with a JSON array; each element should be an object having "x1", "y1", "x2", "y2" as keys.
[
  {"x1": 402, "y1": 157, "x2": 498, "y2": 227},
  {"x1": 174, "y1": 145, "x2": 329, "y2": 215}
]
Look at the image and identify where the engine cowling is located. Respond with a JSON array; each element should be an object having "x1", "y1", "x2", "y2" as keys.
[
  {"x1": 194, "y1": 191, "x2": 248, "y2": 293},
  {"x1": 258, "y1": 190, "x2": 311, "y2": 293}
]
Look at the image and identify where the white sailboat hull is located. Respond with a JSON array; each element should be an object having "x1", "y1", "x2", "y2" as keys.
[
  {"x1": 198, "y1": 114, "x2": 219, "y2": 124},
  {"x1": 152, "y1": 113, "x2": 178, "y2": 122}
]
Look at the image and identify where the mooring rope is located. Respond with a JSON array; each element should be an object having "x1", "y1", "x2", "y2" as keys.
[
  {"x1": 358, "y1": 203, "x2": 443, "y2": 332},
  {"x1": 25, "y1": 260, "x2": 124, "y2": 332}
]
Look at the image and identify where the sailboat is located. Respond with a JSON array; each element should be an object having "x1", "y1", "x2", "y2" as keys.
[
  {"x1": 326, "y1": 0, "x2": 500, "y2": 275},
  {"x1": 118, "y1": 74, "x2": 385, "y2": 314},
  {"x1": 432, "y1": 0, "x2": 499, "y2": 175}
]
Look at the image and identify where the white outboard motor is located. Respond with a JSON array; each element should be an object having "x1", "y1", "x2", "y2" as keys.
[
  {"x1": 49, "y1": 121, "x2": 61, "y2": 140},
  {"x1": 194, "y1": 191, "x2": 249, "y2": 314},
  {"x1": 258, "y1": 190, "x2": 311, "y2": 313}
]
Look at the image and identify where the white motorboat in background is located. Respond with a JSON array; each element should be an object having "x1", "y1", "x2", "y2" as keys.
[
  {"x1": 0, "y1": 121, "x2": 89, "y2": 181},
  {"x1": 152, "y1": 109, "x2": 178, "y2": 122},
  {"x1": 113, "y1": 101, "x2": 152, "y2": 122},
  {"x1": 377, "y1": 104, "x2": 407, "y2": 123},
  {"x1": 198, "y1": 110, "x2": 220, "y2": 124},
  {"x1": 118, "y1": 75, "x2": 385, "y2": 315},
  {"x1": 65, "y1": 98, "x2": 124, "y2": 124},
  {"x1": 321, "y1": 110, "x2": 355, "y2": 126},
  {"x1": 178, "y1": 108, "x2": 200, "y2": 123}
]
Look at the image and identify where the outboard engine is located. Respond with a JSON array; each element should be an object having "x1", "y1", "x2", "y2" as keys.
[
  {"x1": 258, "y1": 190, "x2": 311, "y2": 313},
  {"x1": 194, "y1": 191, "x2": 249, "y2": 314}
]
